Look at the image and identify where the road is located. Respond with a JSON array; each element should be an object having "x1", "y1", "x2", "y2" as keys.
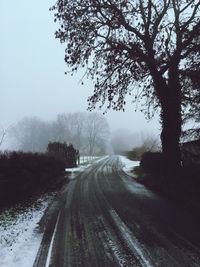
[{"x1": 34, "y1": 156, "x2": 200, "y2": 267}]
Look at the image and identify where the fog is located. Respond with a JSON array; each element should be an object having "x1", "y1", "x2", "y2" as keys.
[{"x1": 0, "y1": 0, "x2": 160, "y2": 151}]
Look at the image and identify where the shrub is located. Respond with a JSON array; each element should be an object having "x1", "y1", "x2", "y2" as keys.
[
  {"x1": 126, "y1": 146, "x2": 147, "y2": 161},
  {"x1": 126, "y1": 137, "x2": 160, "y2": 161},
  {"x1": 47, "y1": 142, "x2": 79, "y2": 167}
]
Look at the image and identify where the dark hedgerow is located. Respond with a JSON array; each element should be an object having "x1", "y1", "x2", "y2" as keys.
[
  {"x1": 140, "y1": 152, "x2": 165, "y2": 175},
  {"x1": 139, "y1": 151, "x2": 200, "y2": 213},
  {"x1": 0, "y1": 151, "x2": 66, "y2": 206},
  {"x1": 47, "y1": 142, "x2": 79, "y2": 167}
]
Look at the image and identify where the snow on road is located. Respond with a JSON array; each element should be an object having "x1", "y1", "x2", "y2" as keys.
[
  {"x1": 65, "y1": 156, "x2": 105, "y2": 179},
  {"x1": 0, "y1": 155, "x2": 138, "y2": 267},
  {"x1": 0, "y1": 194, "x2": 54, "y2": 267},
  {"x1": 65, "y1": 155, "x2": 139, "y2": 179},
  {"x1": 0, "y1": 156, "x2": 105, "y2": 266}
]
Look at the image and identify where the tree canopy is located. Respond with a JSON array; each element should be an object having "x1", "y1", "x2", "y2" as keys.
[
  {"x1": 52, "y1": 0, "x2": 199, "y2": 112},
  {"x1": 51, "y1": 0, "x2": 200, "y2": 171}
]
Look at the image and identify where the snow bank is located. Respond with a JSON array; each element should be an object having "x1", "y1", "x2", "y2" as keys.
[
  {"x1": 0, "y1": 194, "x2": 53, "y2": 267},
  {"x1": 119, "y1": 156, "x2": 140, "y2": 177},
  {"x1": 119, "y1": 156, "x2": 157, "y2": 198}
]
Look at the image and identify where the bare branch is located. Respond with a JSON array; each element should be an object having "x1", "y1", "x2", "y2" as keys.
[
  {"x1": 0, "y1": 129, "x2": 6, "y2": 147},
  {"x1": 152, "y1": 0, "x2": 170, "y2": 41},
  {"x1": 172, "y1": 0, "x2": 182, "y2": 47},
  {"x1": 104, "y1": 1, "x2": 145, "y2": 41},
  {"x1": 181, "y1": 20, "x2": 200, "y2": 53},
  {"x1": 180, "y1": 2, "x2": 200, "y2": 32}
]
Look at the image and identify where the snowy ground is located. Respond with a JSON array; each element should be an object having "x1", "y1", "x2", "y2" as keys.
[
  {"x1": 0, "y1": 194, "x2": 55, "y2": 267},
  {"x1": 0, "y1": 156, "x2": 102, "y2": 267},
  {"x1": 0, "y1": 155, "x2": 138, "y2": 267},
  {"x1": 119, "y1": 155, "x2": 140, "y2": 177}
]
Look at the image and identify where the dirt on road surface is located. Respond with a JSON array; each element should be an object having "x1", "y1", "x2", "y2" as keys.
[{"x1": 34, "y1": 156, "x2": 200, "y2": 267}]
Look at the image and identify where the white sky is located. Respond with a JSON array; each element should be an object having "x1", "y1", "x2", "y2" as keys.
[{"x1": 0, "y1": 0, "x2": 160, "y2": 143}]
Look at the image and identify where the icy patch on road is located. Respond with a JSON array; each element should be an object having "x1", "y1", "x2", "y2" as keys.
[
  {"x1": 119, "y1": 156, "x2": 140, "y2": 177},
  {"x1": 0, "y1": 194, "x2": 53, "y2": 267}
]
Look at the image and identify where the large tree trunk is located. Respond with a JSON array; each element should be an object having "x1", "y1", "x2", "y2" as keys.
[
  {"x1": 160, "y1": 69, "x2": 182, "y2": 174},
  {"x1": 148, "y1": 53, "x2": 182, "y2": 174}
]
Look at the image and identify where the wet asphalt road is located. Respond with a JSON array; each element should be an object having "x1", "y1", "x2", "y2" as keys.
[{"x1": 34, "y1": 156, "x2": 200, "y2": 267}]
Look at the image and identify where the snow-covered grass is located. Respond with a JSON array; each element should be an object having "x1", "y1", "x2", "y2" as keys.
[
  {"x1": 0, "y1": 152, "x2": 88, "y2": 266},
  {"x1": 0, "y1": 194, "x2": 54, "y2": 267},
  {"x1": 119, "y1": 156, "x2": 140, "y2": 177}
]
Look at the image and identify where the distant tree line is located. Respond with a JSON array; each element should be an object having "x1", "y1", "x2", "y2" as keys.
[{"x1": 10, "y1": 112, "x2": 110, "y2": 156}]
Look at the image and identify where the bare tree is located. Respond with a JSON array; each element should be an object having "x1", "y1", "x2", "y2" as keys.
[
  {"x1": 84, "y1": 113, "x2": 110, "y2": 156},
  {"x1": 54, "y1": 112, "x2": 110, "y2": 155},
  {"x1": 141, "y1": 135, "x2": 160, "y2": 152},
  {"x1": 52, "y1": 0, "x2": 200, "y2": 173},
  {"x1": 11, "y1": 117, "x2": 52, "y2": 152},
  {"x1": 52, "y1": 113, "x2": 87, "y2": 148},
  {"x1": 0, "y1": 126, "x2": 10, "y2": 148},
  {"x1": 11, "y1": 113, "x2": 110, "y2": 155},
  {"x1": 52, "y1": 113, "x2": 73, "y2": 143},
  {"x1": 70, "y1": 112, "x2": 86, "y2": 151}
]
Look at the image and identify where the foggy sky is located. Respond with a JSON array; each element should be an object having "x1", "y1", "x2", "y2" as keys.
[{"x1": 0, "y1": 0, "x2": 160, "y2": 148}]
